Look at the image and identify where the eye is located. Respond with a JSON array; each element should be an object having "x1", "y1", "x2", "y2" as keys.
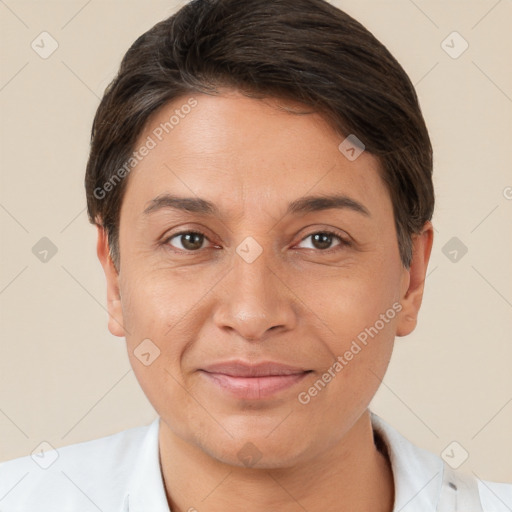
[
  {"x1": 165, "y1": 231, "x2": 212, "y2": 252},
  {"x1": 296, "y1": 230, "x2": 351, "y2": 252},
  {"x1": 162, "y1": 229, "x2": 350, "y2": 254}
]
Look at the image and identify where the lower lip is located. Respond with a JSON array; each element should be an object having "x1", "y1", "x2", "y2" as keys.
[{"x1": 200, "y1": 371, "x2": 310, "y2": 400}]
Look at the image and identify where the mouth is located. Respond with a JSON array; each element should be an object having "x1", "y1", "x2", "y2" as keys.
[{"x1": 199, "y1": 361, "x2": 313, "y2": 400}]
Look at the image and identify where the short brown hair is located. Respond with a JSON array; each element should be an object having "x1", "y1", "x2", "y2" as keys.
[{"x1": 85, "y1": 0, "x2": 434, "y2": 269}]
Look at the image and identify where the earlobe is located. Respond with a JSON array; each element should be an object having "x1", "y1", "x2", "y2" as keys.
[
  {"x1": 396, "y1": 221, "x2": 434, "y2": 337},
  {"x1": 96, "y1": 226, "x2": 126, "y2": 338}
]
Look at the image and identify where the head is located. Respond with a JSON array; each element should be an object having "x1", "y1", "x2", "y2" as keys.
[{"x1": 86, "y1": 0, "x2": 434, "y2": 467}]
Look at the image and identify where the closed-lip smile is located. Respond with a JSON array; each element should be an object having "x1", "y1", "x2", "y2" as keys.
[{"x1": 199, "y1": 360, "x2": 312, "y2": 399}]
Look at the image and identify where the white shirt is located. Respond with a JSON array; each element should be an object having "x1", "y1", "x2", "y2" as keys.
[{"x1": 0, "y1": 412, "x2": 510, "y2": 511}]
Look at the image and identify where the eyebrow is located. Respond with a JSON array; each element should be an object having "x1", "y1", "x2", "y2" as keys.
[{"x1": 143, "y1": 193, "x2": 370, "y2": 217}]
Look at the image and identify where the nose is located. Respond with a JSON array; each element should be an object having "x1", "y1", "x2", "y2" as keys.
[{"x1": 212, "y1": 243, "x2": 298, "y2": 342}]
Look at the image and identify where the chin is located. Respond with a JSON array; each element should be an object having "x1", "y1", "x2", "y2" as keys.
[{"x1": 198, "y1": 428, "x2": 313, "y2": 470}]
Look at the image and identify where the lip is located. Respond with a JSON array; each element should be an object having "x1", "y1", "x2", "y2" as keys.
[{"x1": 199, "y1": 360, "x2": 312, "y2": 400}]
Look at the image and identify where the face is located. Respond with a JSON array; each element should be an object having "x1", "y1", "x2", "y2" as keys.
[{"x1": 98, "y1": 89, "x2": 432, "y2": 468}]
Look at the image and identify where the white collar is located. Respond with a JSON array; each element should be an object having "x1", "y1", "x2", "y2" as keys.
[
  {"x1": 123, "y1": 417, "x2": 169, "y2": 512},
  {"x1": 370, "y1": 412, "x2": 444, "y2": 511}
]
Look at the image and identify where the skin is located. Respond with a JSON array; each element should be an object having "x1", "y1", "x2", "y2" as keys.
[{"x1": 97, "y1": 89, "x2": 433, "y2": 512}]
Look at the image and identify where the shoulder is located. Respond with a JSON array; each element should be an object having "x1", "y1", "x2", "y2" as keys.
[
  {"x1": 370, "y1": 411, "x2": 512, "y2": 512},
  {"x1": 0, "y1": 420, "x2": 156, "y2": 511},
  {"x1": 478, "y1": 479, "x2": 512, "y2": 512}
]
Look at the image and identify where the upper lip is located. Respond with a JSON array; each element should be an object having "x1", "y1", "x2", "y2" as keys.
[{"x1": 200, "y1": 360, "x2": 310, "y2": 377}]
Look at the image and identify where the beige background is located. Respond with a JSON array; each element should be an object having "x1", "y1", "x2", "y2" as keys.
[{"x1": 0, "y1": 0, "x2": 511, "y2": 483}]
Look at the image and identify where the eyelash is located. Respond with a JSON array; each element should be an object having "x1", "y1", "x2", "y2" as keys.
[
  {"x1": 296, "y1": 230, "x2": 352, "y2": 253},
  {"x1": 162, "y1": 229, "x2": 352, "y2": 254}
]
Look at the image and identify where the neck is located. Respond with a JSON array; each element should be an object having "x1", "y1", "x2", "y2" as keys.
[{"x1": 158, "y1": 409, "x2": 395, "y2": 512}]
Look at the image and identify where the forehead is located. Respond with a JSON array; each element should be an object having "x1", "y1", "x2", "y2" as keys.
[{"x1": 121, "y1": 90, "x2": 391, "y2": 221}]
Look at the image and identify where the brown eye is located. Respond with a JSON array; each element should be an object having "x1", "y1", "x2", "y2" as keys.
[
  {"x1": 167, "y1": 231, "x2": 208, "y2": 251},
  {"x1": 297, "y1": 231, "x2": 348, "y2": 251}
]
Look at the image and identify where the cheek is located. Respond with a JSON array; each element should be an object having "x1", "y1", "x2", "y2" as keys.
[
  {"x1": 295, "y1": 311, "x2": 396, "y2": 440},
  {"x1": 292, "y1": 251, "x2": 400, "y2": 397},
  {"x1": 118, "y1": 265, "x2": 220, "y2": 385},
  {"x1": 117, "y1": 275, "x2": 174, "y2": 386},
  {"x1": 292, "y1": 251, "x2": 402, "y2": 346},
  {"x1": 120, "y1": 265, "x2": 203, "y2": 334},
  {"x1": 118, "y1": 270, "x2": 201, "y2": 420}
]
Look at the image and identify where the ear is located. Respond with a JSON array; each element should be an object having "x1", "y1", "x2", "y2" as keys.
[
  {"x1": 396, "y1": 221, "x2": 434, "y2": 337},
  {"x1": 96, "y1": 225, "x2": 126, "y2": 338}
]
